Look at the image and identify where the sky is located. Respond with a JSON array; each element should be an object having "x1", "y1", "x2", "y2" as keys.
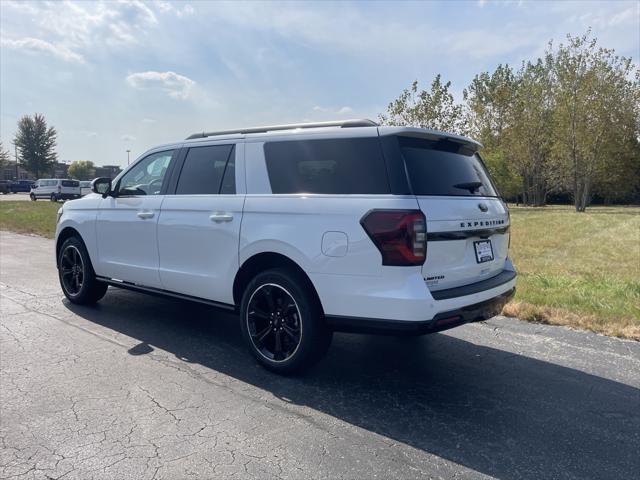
[{"x1": 1, "y1": 0, "x2": 638, "y2": 167}]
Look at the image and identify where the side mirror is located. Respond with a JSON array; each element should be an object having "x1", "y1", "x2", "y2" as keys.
[{"x1": 91, "y1": 177, "x2": 112, "y2": 197}]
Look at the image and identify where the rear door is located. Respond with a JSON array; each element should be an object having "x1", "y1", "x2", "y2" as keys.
[
  {"x1": 157, "y1": 142, "x2": 243, "y2": 304},
  {"x1": 60, "y1": 180, "x2": 80, "y2": 196},
  {"x1": 96, "y1": 149, "x2": 176, "y2": 288},
  {"x1": 390, "y1": 135, "x2": 510, "y2": 292}
]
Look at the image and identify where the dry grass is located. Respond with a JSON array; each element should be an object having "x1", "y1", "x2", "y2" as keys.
[{"x1": 503, "y1": 205, "x2": 640, "y2": 340}]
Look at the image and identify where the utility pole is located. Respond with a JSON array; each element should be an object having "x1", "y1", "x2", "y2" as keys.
[
  {"x1": 14, "y1": 144, "x2": 18, "y2": 180},
  {"x1": 126, "y1": 149, "x2": 131, "y2": 166}
]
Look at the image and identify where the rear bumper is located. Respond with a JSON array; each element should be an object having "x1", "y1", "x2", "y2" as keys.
[{"x1": 326, "y1": 287, "x2": 515, "y2": 335}]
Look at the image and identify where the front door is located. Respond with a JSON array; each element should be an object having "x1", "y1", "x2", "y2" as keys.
[
  {"x1": 96, "y1": 149, "x2": 176, "y2": 288},
  {"x1": 157, "y1": 143, "x2": 242, "y2": 303}
]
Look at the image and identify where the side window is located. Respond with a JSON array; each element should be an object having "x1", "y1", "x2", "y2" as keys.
[
  {"x1": 175, "y1": 144, "x2": 234, "y2": 195},
  {"x1": 220, "y1": 149, "x2": 236, "y2": 194},
  {"x1": 118, "y1": 150, "x2": 174, "y2": 196},
  {"x1": 264, "y1": 138, "x2": 390, "y2": 194}
]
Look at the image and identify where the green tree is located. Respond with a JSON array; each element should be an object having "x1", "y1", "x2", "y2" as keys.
[
  {"x1": 551, "y1": 32, "x2": 639, "y2": 211},
  {"x1": 13, "y1": 113, "x2": 57, "y2": 179},
  {"x1": 464, "y1": 65, "x2": 521, "y2": 200},
  {"x1": 379, "y1": 75, "x2": 466, "y2": 134},
  {"x1": 0, "y1": 141, "x2": 10, "y2": 171},
  {"x1": 508, "y1": 57, "x2": 555, "y2": 206},
  {"x1": 68, "y1": 160, "x2": 96, "y2": 180}
]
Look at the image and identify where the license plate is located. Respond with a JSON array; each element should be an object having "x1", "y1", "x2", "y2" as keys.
[{"x1": 474, "y1": 240, "x2": 494, "y2": 263}]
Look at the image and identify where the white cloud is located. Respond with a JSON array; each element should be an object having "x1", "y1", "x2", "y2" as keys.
[
  {"x1": 156, "y1": 2, "x2": 194, "y2": 17},
  {"x1": 2, "y1": 0, "x2": 159, "y2": 58},
  {"x1": 312, "y1": 105, "x2": 354, "y2": 116},
  {"x1": 121, "y1": 134, "x2": 136, "y2": 142},
  {"x1": 141, "y1": 118, "x2": 156, "y2": 124},
  {"x1": 126, "y1": 71, "x2": 196, "y2": 100},
  {"x1": 0, "y1": 37, "x2": 84, "y2": 63}
]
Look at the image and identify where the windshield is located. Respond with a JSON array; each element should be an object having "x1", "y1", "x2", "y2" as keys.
[{"x1": 398, "y1": 136, "x2": 497, "y2": 197}]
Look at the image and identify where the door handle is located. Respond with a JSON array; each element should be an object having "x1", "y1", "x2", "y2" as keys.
[
  {"x1": 210, "y1": 212, "x2": 233, "y2": 223},
  {"x1": 137, "y1": 211, "x2": 155, "y2": 220}
]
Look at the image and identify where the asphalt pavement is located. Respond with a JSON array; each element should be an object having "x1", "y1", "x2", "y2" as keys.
[
  {"x1": 1, "y1": 231, "x2": 639, "y2": 479},
  {"x1": 0, "y1": 193, "x2": 31, "y2": 201}
]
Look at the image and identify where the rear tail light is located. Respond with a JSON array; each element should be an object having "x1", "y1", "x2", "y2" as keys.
[{"x1": 360, "y1": 209, "x2": 426, "y2": 266}]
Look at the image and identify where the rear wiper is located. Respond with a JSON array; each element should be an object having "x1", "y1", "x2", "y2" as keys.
[{"x1": 453, "y1": 181, "x2": 483, "y2": 193}]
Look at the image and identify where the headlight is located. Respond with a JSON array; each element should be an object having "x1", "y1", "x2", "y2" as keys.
[{"x1": 56, "y1": 207, "x2": 63, "y2": 224}]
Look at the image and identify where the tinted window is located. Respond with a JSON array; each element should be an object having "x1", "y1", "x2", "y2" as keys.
[
  {"x1": 175, "y1": 145, "x2": 234, "y2": 195},
  {"x1": 118, "y1": 150, "x2": 174, "y2": 196},
  {"x1": 264, "y1": 138, "x2": 390, "y2": 194},
  {"x1": 62, "y1": 180, "x2": 79, "y2": 187},
  {"x1": 220, "y1": 150, "x2": 236, "y2": 195},
  {"x1": 399, "y1": 137, "x2": 497, "y2": 197}
]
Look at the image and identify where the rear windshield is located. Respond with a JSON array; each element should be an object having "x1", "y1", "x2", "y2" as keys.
[
  {"x1": 398, "y1": 137, "x2": 497, "y2": 197},
  {"x1": 62, "y1": 180, "x2": 79, "y2": 187},
  {"x1": 264, "y1": 138, "x2": 390, "y2": 194}
]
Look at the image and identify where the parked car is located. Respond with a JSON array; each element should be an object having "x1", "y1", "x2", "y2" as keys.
[
  {"x1": 79, "y1": 181, "x2": 92, "y2": 196},
  {"x1": 31, "y1": 179, "x2": 81, "y2": 201},
  {"x1": 55, "y1": 119, "x2": 516, "y2": 374},
  {"x1": 0, "y1": 180, "x2": 11, "y2": 194},
  {"x1": 10, "y1": 179, "x2": 35, "y2": 193}
]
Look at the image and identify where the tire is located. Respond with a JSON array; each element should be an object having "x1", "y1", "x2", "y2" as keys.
[
  {"x1": 30, "y1": 193, "x2": 36, "y2": 201},
  {"x1": 57, "y1": 236, "x2": 108, "y2": 305},
  {"x1": 50, "y1": 193, "x2": 57, "y2": 202},
  {"x1": 240, "y1": 268, "x2": 332, "y2": 374}
]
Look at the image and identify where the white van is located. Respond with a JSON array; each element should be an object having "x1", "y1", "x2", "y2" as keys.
[{"x1": 31, "y1": 179, "x2": 81, "y2": 202}]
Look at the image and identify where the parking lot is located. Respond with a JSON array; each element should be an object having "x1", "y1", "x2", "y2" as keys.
[
  {"x1": 0, "y1": 193, "x2": 31, "y2": 201},
  {"x1": 1, "y1": 230, "x2": 639, "y2": 479}
]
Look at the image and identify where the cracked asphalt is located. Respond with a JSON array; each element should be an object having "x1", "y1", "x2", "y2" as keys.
[{"x1": 1, "y1": 231, "x2": 639, "y2": 480}]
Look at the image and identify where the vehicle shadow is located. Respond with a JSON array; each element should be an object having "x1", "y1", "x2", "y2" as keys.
[{"x1": 65, "y1": 289, "x2": 640, "y2": 480}]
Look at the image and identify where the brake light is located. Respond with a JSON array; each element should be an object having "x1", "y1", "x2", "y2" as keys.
[{"x1": 360, "y1": 209, "x2": 426, "y2": 266}]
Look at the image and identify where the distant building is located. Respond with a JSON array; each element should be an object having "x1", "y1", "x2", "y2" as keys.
[
  {"x1": 2, "y1": 164, "x2": 30, "y2": 180},
  {"x1": 52, "y1": 162, "x2": 69, "y2": 178},
  {"x1": 2, "y1": 162, "x2": 122, "y2": 180},
  {"x1": 95, "y1": 165, "x2": 122, "y2": 179}
]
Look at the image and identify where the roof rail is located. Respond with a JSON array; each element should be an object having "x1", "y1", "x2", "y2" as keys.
[{"x1": 185, "y1": 119, "x2": 378, "y2": 140}]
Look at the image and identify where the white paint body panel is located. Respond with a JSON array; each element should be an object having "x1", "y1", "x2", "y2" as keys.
[
  {"x1": 418, "y1": 196, "x2": 510, "y2": 291},
  {"x1": 96, "y1": 195, "x2": 165, "y2": 288},
  {"x1": 157, "y1": 194, "x2": 243, "y2": 302}
]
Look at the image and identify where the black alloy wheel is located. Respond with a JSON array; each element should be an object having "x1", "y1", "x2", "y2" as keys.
[
  {"x1": 57, "y1": 236, "x2": 108, "y2": 305},
  {"x1": 247, "y1": 283, "x2": 302, "y2": 362},
  {"x1": 59, "y1": 244, "x2": 84, "y2": 297},
  {"x1": 240, "y1": 268, "x2": 332, "y2": 374}
]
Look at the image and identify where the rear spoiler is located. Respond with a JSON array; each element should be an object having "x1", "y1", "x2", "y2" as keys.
[{"x1": 378, "y1": 126, "x2": 483, "y2": 153}]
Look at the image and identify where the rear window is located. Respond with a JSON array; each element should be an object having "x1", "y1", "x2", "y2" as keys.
[
  {"x1": 264, "y1": 138, "x2": 390, "y2": 194},
  {"x1": 399, "y1": 137, "x2": 497, "y2": 197},
  {"x1": 62, "y1": 180, "x2": 79, "y2": 187}
]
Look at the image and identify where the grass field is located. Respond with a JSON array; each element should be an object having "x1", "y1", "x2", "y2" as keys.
[
  {"x1": 1, "y1": 201, "x2": 638, "y2": 339},
  {"x1": 0, "y1": 200, "x2": 59, "y2": 238},
  {"x1": 504, "y1": 205, "x2": 639, "y2": 340}
]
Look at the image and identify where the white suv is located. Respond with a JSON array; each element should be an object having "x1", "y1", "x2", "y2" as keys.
[{"x1": 55, "y1": 120, "x2": 516, "y2": 373}]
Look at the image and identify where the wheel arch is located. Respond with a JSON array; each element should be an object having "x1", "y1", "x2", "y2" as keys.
[
  {"x1": 233, "y1": 252, "x2": 324, "y2": 313},
  {"x1": 56, "y1": 227, "x2": 86, "y2": 266}
]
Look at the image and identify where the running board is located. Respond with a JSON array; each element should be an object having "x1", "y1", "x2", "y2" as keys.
[{"x1": 95, "y1": 276, "x2": 236, "y2": 311}]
